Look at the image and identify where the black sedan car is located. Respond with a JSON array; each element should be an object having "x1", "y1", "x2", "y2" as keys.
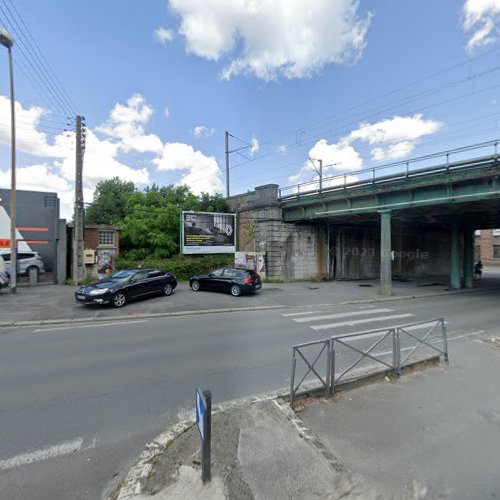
[
  {"x1": 190, "y1": 267, "x2": 262, "y2": 297},
  {"x1": 75, "y1": 269, "x2": 177, "y2": 308}
]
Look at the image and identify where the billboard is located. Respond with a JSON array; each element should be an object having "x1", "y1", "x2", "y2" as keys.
[{"x1": 181, "y1": 211, "x2": 236, "y2": 254}]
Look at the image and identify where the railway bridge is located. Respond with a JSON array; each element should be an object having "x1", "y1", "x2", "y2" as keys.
[{"x1": 229, "y1": 140, "x2": 500, "y2": 295}]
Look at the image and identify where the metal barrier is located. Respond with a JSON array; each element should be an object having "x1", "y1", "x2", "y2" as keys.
[
  {"x1": 290, "y1": 319, "x2": 448, "y2": 406},
  {"x1": 331, "y1": 327, "x2": 396, "y2": 392},
  {"x1": 290, "y1": 338, "x2": 331, "y2": 407},
  {"x1": 397, "y1": 319, "x2": 448, "y2": 371}
]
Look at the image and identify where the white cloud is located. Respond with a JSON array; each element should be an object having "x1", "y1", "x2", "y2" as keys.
[
  {"x1": 463, "y1": 0, "x2": 500, "y2": 51},
  {"x1": 345, "y1": 114, "x2": 442, "y2": 160},
  {"x1": 250, "y1": 135, "x2": 259, "y2": 155},
  {"x1": 164, "y1": 106, "x2": 170, "y2": 118},
  {"x1": 308, "y1": 139, "x2": 363, "y2": 172},
  {"x1": 0, "y1": 164, "x2": 70, "y2": 193},
  {"x1": 193, "y1": 125, "x2": 215, "y2": 138},
  {"x1": 153, "y1": 142, "x2": 224, "y2": 194},
  {"x1": 153, "y1": 26, "x2": 175, "y2": 45},
  {"x1": 0, "y1": 97, "x2": 65, "y2": 158},
  {"x1": 288, "y1": 114, "x2": 442, "y2": 185},
  {"x1": 277, "y1": 145, "x2": 287, "y2": 154},
  {"x1": 168, "y1": 0, "x2": 372, "y2": 80},
  {"x1": 97, "y1": 94, "x2": 163, "y2": 154}
]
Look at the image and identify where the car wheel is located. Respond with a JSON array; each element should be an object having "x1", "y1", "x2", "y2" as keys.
[
  {"x1": 230, "y1": 284, "x2": 242, "y2": 297},
  {"x1": 191, "y1": 280, "x2": 200, "y2": 292},
  {"x1": 111, "y1": 292, "x2": 127, "y2": 308},
  {"x1": 163, "y1": 283, "x2": 173, "y2": 296}
]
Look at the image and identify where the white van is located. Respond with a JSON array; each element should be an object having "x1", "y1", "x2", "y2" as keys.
[{"x1": 0, "y1": 255, "x2": 8, "y2": 289}]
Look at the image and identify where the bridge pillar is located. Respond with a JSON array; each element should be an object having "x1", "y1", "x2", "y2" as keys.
[
  {"x1": 463, "y1": 227, "x2": 474, "y2": 288},
  {"x1": 450, "y1": 220, "x2": 461, "y2": 289},
  {"x1": 379, "y1": 210, "x2": 392, "y2": 296}
]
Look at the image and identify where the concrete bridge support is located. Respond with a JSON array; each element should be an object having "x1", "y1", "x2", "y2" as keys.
[
  {"x1": 463, "y1": 227, "x2": 474, "y2": 288},
  {"x1": 379, "y1": 210, "x2": 392, "y2": 296},
  {"x1": 450, "y1": 220, "x2": 461, "y2": 289}
]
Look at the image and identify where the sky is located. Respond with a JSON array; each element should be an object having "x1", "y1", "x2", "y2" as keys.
[{"x1": 0, "y1": 0, "x2": 499, "y2": 218}]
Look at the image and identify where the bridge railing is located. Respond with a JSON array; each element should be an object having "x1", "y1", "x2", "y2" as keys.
[{"x1": 279, "y1": 139, "x2": 500, "y2": 200}]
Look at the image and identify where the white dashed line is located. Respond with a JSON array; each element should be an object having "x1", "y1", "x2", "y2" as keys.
[
  {"x1": 293, "y1": 308, "x2": 394, "y2": 323},
  {"x1": 0, "y1": 437, "x2": 97, "y2": 471},
  {"x1": 282, "y1": 311, "x2": 322, "y2": 317},
  {"x1": 311, "y1": 313, "x2": 414, "y2": 331}
]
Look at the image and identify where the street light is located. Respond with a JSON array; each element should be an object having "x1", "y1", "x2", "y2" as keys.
[{"x1": 0, "y1": 28, "x2": 16, "y2": 293}]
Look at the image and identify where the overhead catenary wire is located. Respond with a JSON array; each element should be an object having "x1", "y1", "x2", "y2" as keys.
[
  {"x1": 4, "y1": 0, "x2": 79, "y2": 113},
  {"x1": 0, "y1": 0, "x2": 77, "y2": 119}
]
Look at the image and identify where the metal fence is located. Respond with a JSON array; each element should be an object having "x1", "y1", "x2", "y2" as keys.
[
  {"x1": 279, "y1": 139, "x2": 500, "y2": 199},
  {"x1": 290, "y1": 319, "x2": 448, "y2": 406}
]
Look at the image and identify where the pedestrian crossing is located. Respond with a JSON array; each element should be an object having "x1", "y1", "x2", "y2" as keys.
[{"x1": 281, "y1": 306, "x2": 416, "y2": 335}]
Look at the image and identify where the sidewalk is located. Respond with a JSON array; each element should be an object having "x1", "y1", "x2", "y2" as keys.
[
  {"x1": 113, "y1": 334, "x2": 500, "y2": 500},
  {"x1": 1, "y1": 273, "x2": 499, "y2": 326}
]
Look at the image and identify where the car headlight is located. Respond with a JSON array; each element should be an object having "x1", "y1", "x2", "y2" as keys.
[{"x1": 89, "y1": 288, "x2": 109, "y2": 296}]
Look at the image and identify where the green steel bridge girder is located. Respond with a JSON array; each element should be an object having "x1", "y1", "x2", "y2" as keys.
[{"x1": 282, "y1": 162, "x2": 500, "y2": 223}]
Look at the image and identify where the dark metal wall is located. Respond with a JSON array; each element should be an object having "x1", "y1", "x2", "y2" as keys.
[{"x1": 0, "y1": 188, "x2": 61, "y2": 273}]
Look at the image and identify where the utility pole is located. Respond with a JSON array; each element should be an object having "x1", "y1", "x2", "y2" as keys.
[
  {"x1": 318, "y1": 159, "x2": 323, "y2": 192},
  {"x1": 73, "y1": 115, "x2": 85, "y2": 284},
  {"x1": 309, "y1": 158, "x2": 323, "y2": 193},
  {"x1": 225, "y1": 130, "x2": 230, "y2": 198}
]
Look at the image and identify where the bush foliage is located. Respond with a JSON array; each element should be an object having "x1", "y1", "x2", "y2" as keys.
[{"x1": 115, "y1": 254, "x2": 234, "y2": 281}]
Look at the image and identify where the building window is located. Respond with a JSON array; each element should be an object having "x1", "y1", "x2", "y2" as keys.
[
  {"x1": 98, "y1": 230, "x2": 115, "y2": 246},
  {"x1": 474, "y1": 230, "x2": 481, "y2": 237},
  {"x1": 493, "y1": 229, "x2": 500, "y2": 236},
  {"x1": 494, "y1": 245, "x2": 500, "y2": 259}
]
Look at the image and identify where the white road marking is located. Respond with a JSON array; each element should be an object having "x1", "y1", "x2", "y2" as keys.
[
  {"x1": 293, "y1": 308, "x2": 394, "y2": 323},
  {"x1": 311, "y1": 313, "x2": 414, "y2": 331},
  {"x1": 0, "y1": 437, "x2": 97, "y2": 471},
  {"x1": 34, "y1": 320, "x2": 149, "y2": 333},
  {"x1": 338, "y1": 321, "x2": 439, "y2": 341},
  {"x1": 282, "y1": 311, "x2": 322, "y2": 317}
]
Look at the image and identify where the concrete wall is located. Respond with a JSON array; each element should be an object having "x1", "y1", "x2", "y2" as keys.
[
  {"x1": 330, "y1": 224, "x2": 451, "y2": 280},
  {"x1": 228, "y1": 185, "x2": 327, "y2": 280}
]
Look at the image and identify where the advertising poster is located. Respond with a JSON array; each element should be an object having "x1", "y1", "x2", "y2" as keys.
[{"x1": 182, "y1": 211, "x2": 236, "y2": 254}]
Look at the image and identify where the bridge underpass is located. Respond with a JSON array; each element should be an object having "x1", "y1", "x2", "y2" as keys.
[{"x1": 280, "y1": 140, "x2": 500, "y2": 295}]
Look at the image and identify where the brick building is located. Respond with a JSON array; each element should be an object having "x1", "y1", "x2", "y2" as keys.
[{"x1": 475, "y1": 229, "x2": 500, "y2": 264}]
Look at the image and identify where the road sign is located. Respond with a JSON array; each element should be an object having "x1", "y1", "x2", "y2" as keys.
[
  {"x1": 195, "y1": 387, "x2": 212, "y2": 483},
  {"x1": 196, "y1": 388, "x2": 206, "y2": 440}
]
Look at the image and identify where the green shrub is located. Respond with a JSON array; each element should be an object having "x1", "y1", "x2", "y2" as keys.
[
  {"x1": 115, "y1": 254, "x2": 234, "y2": 281},
  {"x1": 65, "y1": 277, "x2": 93, "y2": 286}
]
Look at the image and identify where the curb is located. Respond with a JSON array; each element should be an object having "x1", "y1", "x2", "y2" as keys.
[
  {"x1": 1, "y1": 286, "x2": 497, "y2": 329},
  {"x1": 113, "y1": 389, "x2": 285, "y2": 499}
]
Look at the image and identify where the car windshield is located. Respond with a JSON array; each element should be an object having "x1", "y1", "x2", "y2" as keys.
[{"x1": 110, "y1": 270, "x2": 135, "y2": 281}]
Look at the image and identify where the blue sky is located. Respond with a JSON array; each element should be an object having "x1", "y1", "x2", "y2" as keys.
[{"x1": 0, "y1": 0, "x2": 499, "y2": 217}]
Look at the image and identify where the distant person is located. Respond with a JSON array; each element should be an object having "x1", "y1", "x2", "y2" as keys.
[{"x1": 474, "y1": 260, "x2": 483, "y2": 279}]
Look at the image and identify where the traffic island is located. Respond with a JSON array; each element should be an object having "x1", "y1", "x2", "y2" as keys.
[{"x1": 112, "y1": 397, "x2": 381, "y2": 500}]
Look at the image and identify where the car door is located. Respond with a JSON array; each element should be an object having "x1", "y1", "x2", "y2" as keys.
[
  {"x1": 127, "y1": 270, "x2": 149, "y2": 298},
  {"x1": 221, "y1": 268, "x2": 237, "y2": 293},
  {"x1": 146, "y1": 270, "x2": 164, "y2": 294},
  {"x1": 205, "y1": 268, "x2": 225, "y2": 290}
]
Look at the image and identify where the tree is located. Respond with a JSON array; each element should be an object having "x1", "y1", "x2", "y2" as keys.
[
  {"x1": 85, "y1": 177, "x2": 136, "y2": 225},
  {"x1": 120, "y1": 185, "x2": 229, "y2": 259}
]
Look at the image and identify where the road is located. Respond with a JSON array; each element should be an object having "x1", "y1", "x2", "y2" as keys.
[{"x1": 0, "y1": 290, "x2": 498, "y2": 499}]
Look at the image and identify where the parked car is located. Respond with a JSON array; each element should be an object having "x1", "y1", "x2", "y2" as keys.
[
  {"x1": 75, "y1": 268, "x2": 177, "y2": 308},
  {"x1": 0, "y1": 256, "x2": 8, "y2": 289},
  {"x1": 0, "y1": 251, "x2": 45, "y2": 277},
  {"x1": 190, "y1": 267, "x2": 262, "y2": 297}
]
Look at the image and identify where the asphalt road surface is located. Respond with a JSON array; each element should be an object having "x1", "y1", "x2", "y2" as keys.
[{"x1": 0, "y1": 290, "x2": 498, "y2": 499}]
